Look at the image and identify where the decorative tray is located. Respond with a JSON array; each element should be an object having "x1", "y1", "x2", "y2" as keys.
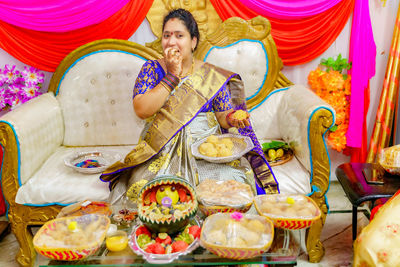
[{"x1": 64, "y1": 150, "x2": 120, "y2": 174}]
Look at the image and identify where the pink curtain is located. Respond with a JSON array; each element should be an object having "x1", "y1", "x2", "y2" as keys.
[
  {"x1": 238, "y1": 0, "x2": 343, "y2": 19},
  {"x1": 346, "y1": 0, "x2": 376, "y2": 148},
  {"x1": 0, "y1": 0, "x2": 129, "y2": 32}
]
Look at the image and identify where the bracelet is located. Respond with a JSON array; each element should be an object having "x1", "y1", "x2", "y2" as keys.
[
  {"x1": 160, "y1": 72, "x2": 180, "y2": 92},
  {"x1": 226, "y1": 110, "x2": 236, "y2": 127}
]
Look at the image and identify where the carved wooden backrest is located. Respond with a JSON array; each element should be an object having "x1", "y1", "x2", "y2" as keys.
[{"x1": 145, "y1": 0, "x2": 292, "y2": 109}]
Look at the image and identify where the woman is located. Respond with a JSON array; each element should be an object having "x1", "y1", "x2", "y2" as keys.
[{"x1": 100, "y1": 9, "x2": 278, "y2": 204}]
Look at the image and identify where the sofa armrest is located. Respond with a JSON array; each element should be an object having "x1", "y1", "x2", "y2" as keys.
[
  {"x1": 278, "y1": 84, "x2": 335, "y2": 174},
  {"x1": 0, "y1": 93, "x2": 64, "y2": 196}
]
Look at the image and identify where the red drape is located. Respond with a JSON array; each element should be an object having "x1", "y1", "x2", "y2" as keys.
[
  {"x1": 0, "y1": 0, "x2": 153, "y2": 72},
  {"x1": 209, "y1": 0, "x2": 354, "y2": 65}
]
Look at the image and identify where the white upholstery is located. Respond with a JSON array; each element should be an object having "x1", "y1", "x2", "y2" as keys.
[
  {"x1": 6, "y1": 42, "x2": 332, "y2": 206},
  {"x1": 15, "y1": 145, "x2": 132, "y2": 205},
  {"x1": 58, "y1": 52, "x2": 146, "y2": 146},
  {"x1": 204, "y1": 40, "x2": 267, "y2": 100},
  {"x1": 0, "y1": 93, "x2": 64, "y2": 184},
  {"x1": 270, "y1": 157, "x2": 311, "y2": 194},
  {"x1": 251, "y1": 85, "x2": 335, "y2": 173}
]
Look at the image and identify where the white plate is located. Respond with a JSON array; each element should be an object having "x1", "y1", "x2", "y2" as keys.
[
  {"x1": 191, "y1": 134, "x2": 254, "y2": 163},
  {"x1": 64, "y1": 151, "x2": 120, "y2": 174}
]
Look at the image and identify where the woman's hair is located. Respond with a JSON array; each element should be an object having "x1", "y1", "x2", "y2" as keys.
[{"x1": 162, "y1": 9, "x2": 200, "y2": 51}]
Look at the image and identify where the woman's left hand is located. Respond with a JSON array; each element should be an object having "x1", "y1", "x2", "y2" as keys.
[{"x1": 227, "y1": 110, "x2": 250, "y2": 128}]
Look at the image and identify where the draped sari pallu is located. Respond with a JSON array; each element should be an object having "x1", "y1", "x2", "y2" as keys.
[{"x1": 100, "y1": 63, "x2": 279, "y2": 195}]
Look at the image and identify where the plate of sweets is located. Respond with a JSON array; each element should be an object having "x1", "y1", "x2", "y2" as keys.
[
  {"x1": 33, "y1": 214, "x2": 110, "y2": 261},
  {"x1": 200, "y1": 212, "x2": 274, "y2": 260},
  {"x1": 191, "y1": 134, "x2": 254, "y2": 163},
  {"x1": 196, "y1": 179, "x2": 254, "y2": 216},
  {"x1": 378, "y1": 145, "x2": 400, "y2": 175},
  {"x1": 254, "y1": 194, "x2": 321, "y2": 230},
  {"x1": 129, "y1": 220, "x2": 201, "y2": 264},
  {"x1": 64, "y1": 150, "x2": 120, "y2": 174}
]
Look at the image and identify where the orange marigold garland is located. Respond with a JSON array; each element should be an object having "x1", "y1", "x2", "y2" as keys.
[{"x1": 308, "y1": 54, "x2": 351, "y2": 152}]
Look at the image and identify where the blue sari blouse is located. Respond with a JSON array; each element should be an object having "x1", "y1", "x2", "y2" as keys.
[{"x1": 133, "y1": 60, "x2": 233, "y2": 112}]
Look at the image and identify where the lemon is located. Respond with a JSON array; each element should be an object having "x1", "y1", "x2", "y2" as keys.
[
  {"x1": 68, "y1": 221, "x2": 78, "y2": 232},
  {"x1": 268, "y1": 149, "x2": 276, "y2": 161},
  {"x1": 286, "y1": 197, "x2": 295, "y2": 205},
  {"x1": 276, "y1": 148, "x2": 284, "y2": 158}
]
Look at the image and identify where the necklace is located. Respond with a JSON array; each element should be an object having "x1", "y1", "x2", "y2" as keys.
[{"x1": 180, "y1": 57, "x2": 195, "y2": 78}]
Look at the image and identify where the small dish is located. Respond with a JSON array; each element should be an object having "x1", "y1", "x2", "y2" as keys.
[
  {"x1": 64, "y1": 151, "x2": 120, "y2": 174},
  {"x1": 191, "y1": 134, "x2": 254, "y2": 163},
  {"x1": 106, "y1": 230, "x2": 128, "y2": 252}
]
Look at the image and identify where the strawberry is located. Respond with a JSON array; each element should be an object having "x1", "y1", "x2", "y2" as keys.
[
  {"x1": 155, "y1": 233, "x2": 172, "y2": 245},
  {"x1": 178, "y1": 188, "x2": 187, "y2": 202},
  {"x1": 136, "y1": 225, "x2": 151, "y2": 238},
  {"x1": 171, "y1": 240, "x2": 189, "y2": 253},
  {"x1": 188, "y1": 225, "x2": 201, "y2": 239},
  {"x1": 145, "y1": 243, "x2": 165, "y2": 254}
]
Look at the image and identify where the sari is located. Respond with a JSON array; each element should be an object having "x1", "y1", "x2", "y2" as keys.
[
  {"x1": 353, "y1": 190, "x2": 400, "y2": 266},
  {"x1": 100, "y1": 61, "x2": 279, "y2": 204}
]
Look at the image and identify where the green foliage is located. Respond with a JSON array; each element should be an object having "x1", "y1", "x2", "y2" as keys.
[
  {"x1": 262, "y1": 140, "x2": 289, "y2": 151},
  {"x1": 320, "y1": 54, "x2": 352, "y2": 73}
]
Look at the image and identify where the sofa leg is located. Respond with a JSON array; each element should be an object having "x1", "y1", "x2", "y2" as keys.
[
  {"x1": 306, "y1": 218, "x2": 325, "y2": 262},
  {"x1": 10, "y1": 219, "x2": 35, "y2": 267}
]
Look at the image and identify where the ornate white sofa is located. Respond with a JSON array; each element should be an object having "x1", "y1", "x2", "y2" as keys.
[{"x1": 0, "y1": 6, "x2": 334, "y2": 267}]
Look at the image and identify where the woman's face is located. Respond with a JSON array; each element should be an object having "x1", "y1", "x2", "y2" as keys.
[{"x1": 162, "y1": 18, "x2": 197, "y2": 61}]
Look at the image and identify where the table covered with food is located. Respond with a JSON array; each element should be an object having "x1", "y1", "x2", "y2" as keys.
[{"x1": 34, "y1": 134, "x2": 320, "y2": 266}]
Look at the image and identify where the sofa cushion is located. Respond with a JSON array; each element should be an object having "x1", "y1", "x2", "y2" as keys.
[
  {"x1": 0, "y1": 93, "x2": 64, "y2": 185},
  {"x1": 15, "y1": 145, "x2": 132, "y2": 205},
  {"x1": 204, "y1": 40, "x2": 268, "y2": 101},
  {"x1": 56, "y1": 51, "x2": 146, "y2": 147},
  {"x1": 270, "y1": 157, "x2": 311, "y2": 195}
]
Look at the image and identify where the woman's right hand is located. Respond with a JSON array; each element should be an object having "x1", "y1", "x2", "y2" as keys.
[{"x1": 164, "y1": 47, "x2": 182, "y2": 77}]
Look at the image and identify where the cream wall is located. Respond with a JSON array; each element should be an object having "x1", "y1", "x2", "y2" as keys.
[{"x1": 0, "y1": 0, "x2": 398, "y2": 179}]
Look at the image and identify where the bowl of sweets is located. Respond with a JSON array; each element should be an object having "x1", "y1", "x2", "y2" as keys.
[
  {"x1": 129, "y1": 218, "x2": 201, "y2": 264},
  {"x1": 33, "y1": 214, "x2": 110, "y2": 261},
  {"x1": 196, "y1": 179, "x2": 254, "y2": 216},
  {"x1": 191, "y1": 134, "x2": 254, "y2": 163},
  {"x1": 137, "y1": 176, "x2": 198, "y2": 234},
  {"x1": 200, "y1": 212, "x2": 274, "y2": 260},
  {"x1": 378, "y1": 145, "x2": 400, "y2": 175},
  {"x1": 254, "y1": 194, "x2": 321, "y2": 230}
]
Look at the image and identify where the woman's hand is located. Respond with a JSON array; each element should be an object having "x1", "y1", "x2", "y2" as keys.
[
  {"x1": 164, "y1": 47, "x2": 182, "y2": 76},
  {"x1": 227, "y1": 110, "x2": 250, "y2": 128},
  {"x1": 216, "y1": 109, "x2": 250, "y2": 129}
]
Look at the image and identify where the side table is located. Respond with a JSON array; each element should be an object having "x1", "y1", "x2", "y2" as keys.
[{"x1": 336, "y1": 163, "x2": 400, "y2": 240}]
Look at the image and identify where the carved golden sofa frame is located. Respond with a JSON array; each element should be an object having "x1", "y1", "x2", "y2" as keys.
[{"x1": 0, "y1": 2, "x2": 333, "y2": 266}]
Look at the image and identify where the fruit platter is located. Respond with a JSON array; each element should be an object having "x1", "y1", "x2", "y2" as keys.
[
  {"x1": 129, "y1": 219, "x2": 201, "y2": 264},
  {"x1": 262, "y1": 140, "x2": 293, "y2": 166}
]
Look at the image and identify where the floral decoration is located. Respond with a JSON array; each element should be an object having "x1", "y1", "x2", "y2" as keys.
[
  {"x1": 0, "y1": 64, "x2": 44, "y2": 111},
  {"x1": 308, "y1": 54, "x2": 351, "y2": 152},
  {"x1": 230, "y1": 212, "x2": 243, "y2": 221}
]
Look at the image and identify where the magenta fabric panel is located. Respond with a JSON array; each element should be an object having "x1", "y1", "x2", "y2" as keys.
[
  {"x1": 237, "y1": 0, "x2": 343, "y2": 19},
  {"x1": 0, "y1": 0, "x2": 129, "y2": 32},
  {"x1": 346, "y1": 0, "x2": 376, "y2": 148}
]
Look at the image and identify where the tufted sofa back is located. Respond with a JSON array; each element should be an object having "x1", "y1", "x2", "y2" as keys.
[
  {"x1": 56, "y1": 51, "x2": 146, "y2": 146},
  {"x1": 204, "y1": 40, "x2": 268, "y2": 102}
]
